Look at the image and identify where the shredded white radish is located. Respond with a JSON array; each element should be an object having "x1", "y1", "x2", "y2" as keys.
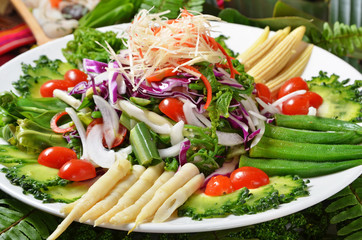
[{"x1": 110, "y1": 9, "x2": 223, "y2": 90}]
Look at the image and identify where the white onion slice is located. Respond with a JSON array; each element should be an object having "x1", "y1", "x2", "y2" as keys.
[
  {"x1": 158, "y1": 139, "x2": 187, "y2": 158},
  {"x1": 53, "y1": 89, "x2": 82, "y2": 109},
  {"x1": 65, "y1": 107, "x2": 88, "y2": 159},
  {"x1": 271, "y1": 90, "x2": 307, "y2": 108},
  {"x1": 216, "y1": 131, "x2": 244, "y2": 146},
  {"x1": 250, "y1": 120, "x2": 265, "y2": 149},
  {"x1": 182, "y1": 100, "x2": 204, "y2": 127},
  {"x1": 86, "y1": 123, "x2": 116, "y2": 168},
  {"x1": 170, "y1": 121, "x2": 185, "y2": 145},
  {"x1": 93, "y1": 95, "x2": 119, "y2": 149}
]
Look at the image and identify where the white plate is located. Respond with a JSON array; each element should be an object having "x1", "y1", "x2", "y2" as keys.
[{"x1": 0, "y1": 22, "x2": 361, "y2": 234}]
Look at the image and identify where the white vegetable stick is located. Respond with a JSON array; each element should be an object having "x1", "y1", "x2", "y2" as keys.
[
  {"x1": 79, "y1": 165, "x2": 146, "y2": 222},
  {"x1": 110, "y1": 171, "x2": 175, "y2": 224},
  {"x1": 132, "y1": 163, "x2": 199, "y2": 229},
  {"x1": 152, "y1": 173, "x2": 205, "y2": 223},
  {"x1": 47, "y1": 157, "x2": 131, "y2": 240},
  {"x1": 60, "y1": 200, "x2": 78, "y2": 215},
  {"x1": 94, "y1": 162, "x2": 164, "y2": 226}
]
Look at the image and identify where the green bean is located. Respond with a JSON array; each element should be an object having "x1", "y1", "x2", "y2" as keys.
[
  {"x1": 249, "y1": 136, "x2": 362, "y2": 161},
  {"x1": 239, "y1": 155, "x2": 362, "y2": 178},
  {"x1": 274, "y1": 114, "x2": 362, "y2": 134},
  {"x1": 264, "y1": 124, "x2": 362, "y2": 144}
]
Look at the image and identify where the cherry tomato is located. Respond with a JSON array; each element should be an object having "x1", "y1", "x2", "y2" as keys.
[
  {"x1": 304, "y1": 91, "x2": 323, "y2": 109},
  {"x1": 40, "y1": 80, "x2": 71, "y2": 97},
  {"x1": 282, "y1": 95, "x2": 310, "y2": 115},
  {"x1": 277, "y1": 77, "x2": 309, "y2": 99},
  {"x1": 255, "y1": 83, "x2": 272, "y2": 104},
  {"x1": 86, "y1": 118, "x2": 127, "y2": 148},
  {"x1": 205, "y1": 175, "x2": 234, "y2": 196},
  {"x1": 38, "y1": 146, "x2": 77, "y2": 169},
  {"x1": 58, "y1": 159, "x2": 96, "y2": 181},
  {"x1": 50, "y1": 0, "x2": 62, "y2": 8},
  {"x1": 230, "y1": 166, "x2": 269, "y2": 190},
  {"x1": 159, "y1": 98, "x2": 186, "y2": 122},
  {"x1": 64, "y1": 69, "x2": 88, "y2": 86}
]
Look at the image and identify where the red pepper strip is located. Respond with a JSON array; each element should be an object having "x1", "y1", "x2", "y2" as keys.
[
  {"x1": 181, "y1": 8, "x2": 194, "y2": 18},
  {"x1": 51, "y1": 111, "x2": 74, "y2": 133},
  {"x1": 138, "y1": 48, "x2": 144, "y2": 58},
  {"x1": 215, "y1": 41, "x2": 240, "y2": 78},
  {"x1": 146, "y1": 68, "x2": 176, "y2": 82},
  {"x1": 202, "y1": 34, "x2": 239, "y2": 78},
  {"x1": 181, "y1": 64, "x2": 212, "y2": 109}
]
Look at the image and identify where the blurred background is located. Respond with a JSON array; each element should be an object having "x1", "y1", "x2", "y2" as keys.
[{"x1": 0, "y1": 0, "x2": 361, "y2": 70}]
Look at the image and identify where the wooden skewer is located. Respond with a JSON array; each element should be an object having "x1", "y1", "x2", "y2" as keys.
[{"x1": 10, "y1": 0, "x2": 52, "y2": 45}]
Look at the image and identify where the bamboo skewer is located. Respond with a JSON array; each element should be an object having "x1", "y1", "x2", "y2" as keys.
[{"x1": 10, "y1": 0, "x2": 52, "y2": 45}]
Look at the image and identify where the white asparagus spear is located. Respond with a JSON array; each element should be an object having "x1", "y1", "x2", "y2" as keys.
[
  {"x1": 79, "y1": 165, "x2": 145, "y2": 222},
  {"x1": 131, "y1": 163, "x2": 199, "y2": 231},
  {"x1": 94, "y1": 162, "x2": 164, "y2": 226},
  {"x1": 47, "y1": 157, "x2": 131, "y2": 240},
  {"x1": 152, "y1": 173, "x2": 205, "y2": 223},
  {"x1": 110, "y1": 170, "x2": 175, "y2": 224}
]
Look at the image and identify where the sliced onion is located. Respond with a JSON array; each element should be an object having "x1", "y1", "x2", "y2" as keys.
[
  {"x1": 216, "y1": 131, "x2": 244, "y2": 146},
  {"x1": 271, "y1": 90, "x2": 307, "y2": 108},
  {"x1": 182, "y1": 100, "x2": 204, "y2": 127},
  {"x1": 86, "y1": 123, "x2": 116, "y2": 168},
  {"x1": 108, "y1": 61, "x2": 119, "y2": 104},
  {"x1": 65, "y1": 107, "x2": 88, "y2": 159},
  {"x1": 158, "y1": 139, "x2": 187, "y2": 158},
  {"x1": 170, "y1": 121, "x2": 184, "y2": 145},
  {"x1": 250, "y1": 120, "x2": 265, "y2": 149},
  {"x1": 93, "y1": 95, "x2": 119, "y2": 149}
]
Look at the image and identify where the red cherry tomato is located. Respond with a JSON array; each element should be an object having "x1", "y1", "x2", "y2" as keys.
[
  {"x1": 282, "y1": 95, "x2": 310, "y2": 115},
  {"x1": 64, "y1": 69, "x2": 88, "y2": 86},
  {"x1": 38, "y1": 146, "x2": 77, "y2": 169},
  {"x1": 255, "y1": 83, "x2": 272, "y2": 104},
  {"x1": 205, "y1": 175, "x2": 234, "y2": 196},
  {"x1": 159, "y1": 98, "x2": 186, "y2": 122},
  {"x1": 86, "y1": 118, "x2": 127, "y2": 148},
  {"x1": 58, "y1": 159, "x2": 96, "y2": 181},
  {"x1": 304, "y1": 91, "x2": 323, "y2": 109},
  {"x1": 230, "y1": 166, "x2": 269, "y2": 190},
  {"x1": 40, "y1": 80, "x2": 71, "y2": 97},
  {"x1": 277, "y1": 77, "x2": 309, "y2": 99}
]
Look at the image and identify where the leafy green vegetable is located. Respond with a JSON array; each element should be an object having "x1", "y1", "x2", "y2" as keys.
[
  {"x1": 306, "y1": 71, "x2": 362, "y2": 122},
  {"x1": 12, "y1": 55, "x2": 74, "y2": 98},
  {"x1": 0, "y1": 198, "x2": 59, "y2": 239},
  {"x1": 139, "y1": 0, "x2": 205, "y2": 19},
  {"x1": 9, "y1": 119, "x2": 68, "y2": 154},
  {"x1": 305, "y1": 22, "x2": 362, "y2": 59},
  {"x1": 183, "y1": 125, "x2": 226, "y2": 176},
  {"x1": 325, "y1": 176, "x2": 362, "y2": 239},
  {"x1": 62, "y1": 27, "x2": 125, "y2": 67},
  {"x1": 78, "y1": 0, "x2": 135, "y2": 28}
]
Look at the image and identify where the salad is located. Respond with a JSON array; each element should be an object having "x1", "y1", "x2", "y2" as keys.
[{"x1": 0, "y1": 8, "x2": 361, "y2": 238}]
